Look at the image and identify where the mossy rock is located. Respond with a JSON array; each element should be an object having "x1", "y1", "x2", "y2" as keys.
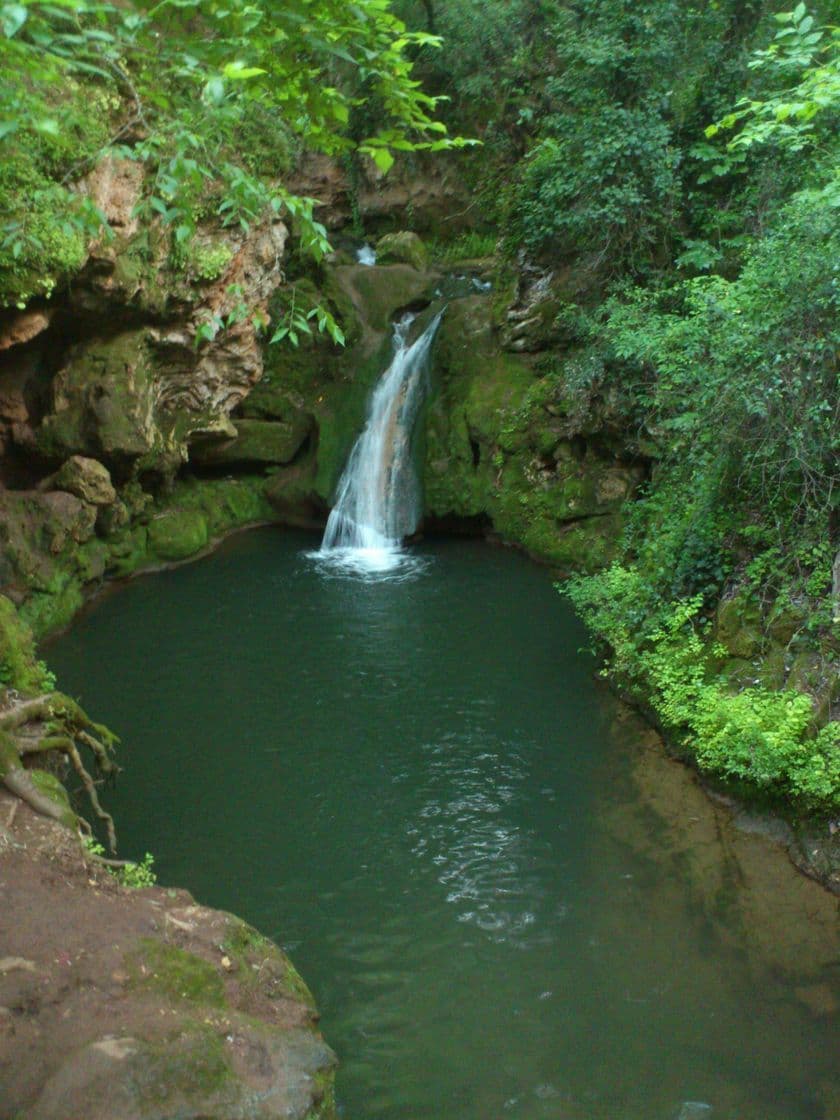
[
  {"x1": 422, "y1": 294, "x2": 630, "y2": 569},
  {"x1": 0, "y1": 595, "x2": 45, "y2": 692},
  {"x1": 767, "y1": 601, "x2": 807, "y2": 645},
  {"x1": 786, "y1": 650, "x2": 823, "y2": 695},
  {"x1": 757, "y1": 645, "x2": 788, "y2": 690},
  {"x1": 716, "y1": 594, "x2": 764, "y2": 659},
  {"x1": 191, "y1": 417, "x2": 313, "y2": 466},
  {"x1": 265, "y1": 462, "x2": 322, "y2": 525},
  {"x1": 147, "y1": 510, "x2": 208, "y2": 562},
  {"x1": 160, "y1": 476, "x2": 274, "y2": 538},
  {"x1": 327, "y1": 264, "x2": 437, "y2": 336},
  {"x1": 129, "y1": 1027, "x2": 232, "y2": 1109},
  {"x1": 376, "y1": 231, "x2": 429, "y2": 271},
  {"x1": 22, "y1": 580, "x2": 85, "y2": 639},
  {"x1": 46, "y1": 456, "x2": 117, "y2": 506},
  {"x1": 105, "y1": 525, "x2": 150, "y2": 577},
  {"x1": 128, "y1": 939, "x2": 226, "y2": 1007},
  {"x1": 223, "y1": 916, "x2": 318, "y2": 1009},
  {"x1": 38, "y1": 330, "x2": 159, "y2": 463}
]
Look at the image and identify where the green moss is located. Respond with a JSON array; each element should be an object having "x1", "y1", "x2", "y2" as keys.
[
  {"x1": 37, "y1": 331, "x2": 159, "y2": 462},
  {"x1": 223, "y1": 917, "x2": 317, "y2": 1009},
  {"x1": 105, "y1": 526, "x2": 150, "y2": 578},
  {"x1": 192, "y1": 417, "x2": 313, "y2": 466},
  {"x1": 306, "y1": 1068, "x2": 338, "y2": 1120},
  {"x1": 376, "y1": 231, "x2": 430, "y2": 271},
  {"x1": 29, "y1": 769, "x2": 72, "y2": 815},
  {"x1": 0, "y1": 595, "x2": 48, "y2": 692},
  {"x1": 128, "y1": 939, "x2": 226, "y2": 1007},
  {"x1": 424, "y1": 297, "x2": 627, "y2": 568},
  {"x1": 716, "y1": 594, "x2": 764, "y2": 659},
  {"x1": 21, "y1": 580, "x2": 84, "y2": 640},
  {"x1": 131, "y1": 1025, "x2": 232, "y2": 1107},
  {"x1": 147, "y1": 510, "x2": 209, "y2": 562},
  {"x1": 329, "y1": 264, "x2": 436, "y2": 335},
  {"x1": 161, "y1": 476, "x2": 273, "y2": 538}
]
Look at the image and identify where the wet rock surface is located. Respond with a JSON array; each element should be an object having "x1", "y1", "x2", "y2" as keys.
[{"x1": 425, "y1": 294, "x2": 645, "y2": 569}]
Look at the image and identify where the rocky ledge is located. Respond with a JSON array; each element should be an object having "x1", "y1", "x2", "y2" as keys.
[{"x1": 0, "y1": 788, "x2": 336, "y2": 1120}]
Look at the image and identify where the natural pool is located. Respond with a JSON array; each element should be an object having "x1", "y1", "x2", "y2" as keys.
[{"x1": 48, "y1": 528, "x2": 839, "y2": 1120}]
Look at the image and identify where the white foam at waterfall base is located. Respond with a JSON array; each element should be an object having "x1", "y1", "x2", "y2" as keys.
[{"x1": 312, "y1": 311, "x2": 442, "y2": 578}]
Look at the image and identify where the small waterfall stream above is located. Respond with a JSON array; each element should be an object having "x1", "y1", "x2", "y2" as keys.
[{"x1": 318, "y1": 310, "x2": 442, "y2": 574}]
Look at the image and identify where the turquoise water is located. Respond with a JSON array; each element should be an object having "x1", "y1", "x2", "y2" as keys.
[{"x1": 47, "y1": 529, "x2": 839, "y2": 1120}]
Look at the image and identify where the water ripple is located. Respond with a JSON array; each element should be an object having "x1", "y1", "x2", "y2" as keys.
[{"x1": 306, "y1": 545, "x2": 431, "y2": 582}]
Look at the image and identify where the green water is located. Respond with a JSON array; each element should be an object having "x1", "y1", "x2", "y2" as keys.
[{"x1": 47, "y1": 529, "x2": 839, "y2": 1120}]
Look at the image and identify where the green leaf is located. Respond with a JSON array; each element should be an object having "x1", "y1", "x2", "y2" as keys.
[
  {"x1": 203, "y1": 76, "x2": 225, "y2": 104},
  {"x1": 222, "y1": 60, "x2": 267, "y2": 80},
  {"x1": 369, "y1": 146, "x2": 394, "y2": 173},
  {"x1": 0, "y1": 3, "x2": 27, "y2": 37},
  {"x1": 33, "y1": 118, "x2": 60, "y2": 136}
]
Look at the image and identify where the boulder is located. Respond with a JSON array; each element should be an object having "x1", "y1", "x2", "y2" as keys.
[
  {"x1": 191, "y1": 417, "x2": 313, "y2": 467},
  {"x1": 43, "y1": 456, "x2": 116, "y2": 506},
  {"x1": 376, "y1": 231, "x2": 429, "y2": 271},
  {"x1": 716, "y1": 594, "x2": 763, "y2": 659},
  {"x1": 147, "y1": 510, "x2": 209, "y2": 561},
  {"x1": 37, "y1": 331, "x2": 159, "y2": 463}
]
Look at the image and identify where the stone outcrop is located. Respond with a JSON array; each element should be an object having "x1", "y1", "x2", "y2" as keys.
[
  {"x1": 375, "y1": 231, "x2": 430, "y2": 271},
  {"x1": 0, "y1": 790, "x2": 336, "y2": 1120},
  {"x1": 0, "y1": 155, "x2": 288, "y2": 483},
  {"x1": 425, "y1": 294, "x2": 646, "y2": 569},
  {"x1": 287, "y1": 151, "x2": 472, "y2": 234},
  {"x1": 41, "y1": 456, "x2": 117, "y2": 506}
]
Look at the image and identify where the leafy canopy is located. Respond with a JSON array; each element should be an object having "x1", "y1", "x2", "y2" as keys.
[{"x1": 0, "y1": 0, "x2": 471, "y2": 307}]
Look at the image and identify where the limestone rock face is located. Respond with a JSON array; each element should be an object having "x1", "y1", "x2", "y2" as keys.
[
  {"x1": 288, "y1": 150, "x2": 471, "y2": 232},
  {"x1": 0, "y1": 309, "x2": 54, "y2": 353},
  {"x1": 425, "y1": 294, "x2": 646, "y2": 570},
  {"x1": 191, "y1": 416, "x2": 314, "y2": 467},
  {"x1": 45, "y1": 456, "x2": 117, "y2": 506},
  {"x1": 31, "y1": 217, "x2": 288, "y2": 476},
  {"x1": 78, "y1": 156, "x2": 146, "y2": 239},
  {"x1": 39, "y1": 332, "x2": 159, "y2": 463}
]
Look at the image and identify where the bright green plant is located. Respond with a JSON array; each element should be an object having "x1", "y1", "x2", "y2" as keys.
[
  {"x1": 269, "y1": 285, "x2": 345, "y2": 349},
  {"x1": 564, "y1": 567, "x2": 840, "y2": 810},
  {"x1": 706, "y1": 4, "x2": 840, "y2": 157},
  {"x1": 0, "y1": 0, "x2": 474, "y2": 310},
  {"x1": 83, "y1": 835, "x2": 157, "y2": 888}
]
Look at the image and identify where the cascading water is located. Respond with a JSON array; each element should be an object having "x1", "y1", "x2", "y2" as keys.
[{"x1": 317, "y1": 310, "x2": 443, "y2": 574}]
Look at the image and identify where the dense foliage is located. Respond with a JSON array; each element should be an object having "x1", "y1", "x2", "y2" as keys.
[
  {"x1": 0, "y1": 0, "x2": 468, "y2": 309},
  {"x1": 402, "y1": 0, "x2": 840, "y2": 812}
]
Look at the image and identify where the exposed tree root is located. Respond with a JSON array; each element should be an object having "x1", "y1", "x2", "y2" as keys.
[{"x1": 0, "y1": 693, "x2": 120, "y2": 851}]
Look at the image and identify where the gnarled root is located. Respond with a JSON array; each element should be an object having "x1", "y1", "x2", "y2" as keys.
[{"x1": 0, "y1": 693, "x2": 120, "y2": 851}]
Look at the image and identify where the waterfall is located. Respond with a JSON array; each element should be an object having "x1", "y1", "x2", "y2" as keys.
[{"x1": 318, "y1": 310, "x2": 442, "y2": 571}]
